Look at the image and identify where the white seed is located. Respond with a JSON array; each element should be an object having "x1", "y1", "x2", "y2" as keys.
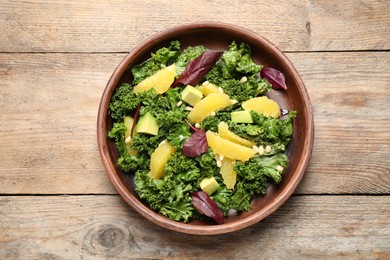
[
  {"x1": 216, "y1": 160, "x2": 222, "y2": 167},
  {"x1": 252, "y1": 145, "x2": 259, "y2": 152},
  {"x1": 210, "y1": 111, "x2": 216, "y2": 117},
  {"x1": 184, "y1": 106, "x2": 193, "y2": 111},
  {"x1": 258, "y1": 145, "x2": 265, "y2": 155},
  {"x1": 230, "y1": 99, "x2": 238, "y2": 105},
  {"x1": 276, "y1": 165, "x2": 284, "y2": 172},
  {"x1": 265, "y1": 145, "x2": 272, "y2": 153},
  {"x1": 218, "y1": 87, "x2": 224, "y2": 93},
  {"x1": 219, "y1": 154, "x2": 224, "y2": 161},
  {"x1": 227, "y1": 209, "x2": 238, "y2": 216},
  {"x1": 202, "y1": 80, "x2": 209, "y2": 86},
  {"x1": 195, "y1": 123, "x2": 201, "y2": 129},
  {"x1": 176, "y1": 100, "x2": 183, "y2": 107},
  {"x1": 240, "y1": 76, "x2": 248, "y2": 83},
  {"x1": 125, "y1": 136, "x2": 132, "y2": 144}
]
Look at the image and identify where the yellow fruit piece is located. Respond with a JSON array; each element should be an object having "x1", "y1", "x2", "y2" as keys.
[
  {"x1": 220, "y1": 158, "x2": 237, "y2": 189},
  {"x1": 218, "y1": 122, "x2": 256, "y2": 148},
  {"x1": 124, "y1": 116, "x2": 138, "y2": 156},
  {"x1": 196, "y1": 82, "x2": 220, "y2": 96},
  {"x1": 242, "y1": 96, "x2": 281, "y2": 118},
  {"x1": 149, "y1": 141, "x2": 176, "y2": 179},
  {"x1": 188, "y1": 93, "x2": 233, "y2": 123},
  {"x1": 133, "y1": 64, "x2": 176, "y2": 95},
  {"x1": 206, "y1": 131, "x2": 256, "y2": 162}
]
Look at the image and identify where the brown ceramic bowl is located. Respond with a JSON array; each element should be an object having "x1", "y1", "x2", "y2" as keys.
[{"x1": 97, "y1": 22, "x2": 314, "y2": 235}]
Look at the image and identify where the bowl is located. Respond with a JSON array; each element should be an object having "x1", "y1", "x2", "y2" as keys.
[{"x1": 97, "y1": 22, "x2": 314, "y2": 235}]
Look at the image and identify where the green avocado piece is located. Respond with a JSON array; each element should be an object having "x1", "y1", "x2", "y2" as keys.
[
  {"x1": 181, "y1": 85, "x2": 203, "y2": 106},
  {"x1": 200, "y1": 176, "x2": 220, "y2": 195},
  {"x1": 135, "y1": 112, "x2": 159, "y2": 135},
  {"x1": 231, "y1": 110, "x2": 253, "y2": 123}
]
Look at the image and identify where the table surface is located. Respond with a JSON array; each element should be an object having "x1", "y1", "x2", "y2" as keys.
[{"x1": 1, "y1": 0, "x2": 389, "y2": 259}]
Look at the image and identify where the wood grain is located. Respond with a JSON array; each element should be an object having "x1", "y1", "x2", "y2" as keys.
[
  {"x1": 0, "y1": 0, "x2": 389, "y2": 52},
  {"x1": 1, "y1": 0, "x2": 388, "y2": 257},
  {"x1": 0, "y1": 52, "x2": 389, "y2": 195},
  {"x1": 0, "y1": 195, "x2": 389, "y2": 259},
  {"x1": 287, "y1": 52, "x2": 390, "y2": 194}
]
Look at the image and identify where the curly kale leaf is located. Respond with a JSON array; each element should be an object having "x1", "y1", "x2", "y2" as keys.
[
  {"x1": 130, "y1": 130, "x2": 167, "y2": 156},
  {"x1": 163, "y1": 152, "x2": 201, "y2": 183},
  {"x1": 211, "y1": 187, "x2": 234, "y2": 214},
  {"x1": 230, "y1": 182, "x2": 253, "y2": 211},
  {"x1": 235, "y1": 154, "x2": 289, "y2": 185},
  {"x1": 216, "y1": 76, "x2": 272, "y2": 102},
  {"x1": 205, "y1": 42, "x2": 271, "y2": 102},
  {"x1": 227, "y1": 111, "x2": 296, "y2": 149},
  {"x1": 134, "y1": 152, "x2": 202, "y2": 222},
  {"x1": 107, "y1": 122, "x2": 149, "y2": 172},
  {"x1": 138, "y1": 88, "x2": 187, "y2": 125},
  {"x1": 107, "y1": 122, "x2": 128, "y2": 159},
  {"x1": 109, "y1": 83, "x2": 140, "y2": 121},
  {"x1": 166, "y1": 123, "x2": 191, "y2": 149},
  {"x1": 194, "y1": 149, "x2": 219, "y2": 178},
  {"x1": 131, "y1": 41, "x2": 181, "y2": 84}
]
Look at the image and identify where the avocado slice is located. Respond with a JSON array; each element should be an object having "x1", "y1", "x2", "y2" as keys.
[
  {"x1": 135, "y1": 112, "x2": 159, "y2": 135},
  {"x1": 200, "y1": 176, "x2": 220, "y2": 195},
  {"x1": 182, "y1": 85, "x2": 203, "y2": 106},
  {"x1": 231, "y1": 110, "x2": 253, "y2": 123}
]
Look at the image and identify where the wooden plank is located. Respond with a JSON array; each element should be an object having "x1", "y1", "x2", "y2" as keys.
[
  {"x1": 286, "y1": 52, "x2": 390, "y2": 194},
  {"x1": 0, "y1": 195, "x2": 389, "y2": 258},
  {"x1": 0, "y1": 0, "x2": 389, "y2": 52},
  {"x1": 0, "y1": 52, "x2": 389, "y2": 195},
  {"x1": 0, "y1": 53, "x2": 125, "y2": 195},
  {"x1": 307, "y1": 0, "x2": 390, "y2": 51}
]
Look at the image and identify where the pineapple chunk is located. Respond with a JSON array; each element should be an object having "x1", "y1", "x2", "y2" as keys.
[
  {"x1": 206, "y1": 131, "x2": 256, "y2": 161},
  {"x1": 133, "y1": 64, "x2": 176, "y2": 95},
  {"x1": 220, "y1": 158, "x2": 237, "y2": 189},
  {"x1": 196, "y1": 82, "x2": 220, "y2": 96},
  {"x1": 188, "y1": 93, "x2": 233, "y2": 123},
  {"x1": 218, "y1": 122, "x2": 256, "y2": 148},
  {"x1": 149, "y1": 141, "x2": 176, "y2": 179},
  {"x1": 242, "y1": 96, "x2": 281, "y2": 118}
]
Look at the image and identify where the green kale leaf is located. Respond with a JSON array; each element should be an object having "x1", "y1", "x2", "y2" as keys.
[
  {"x1": 109, "y1": 83, "x2": 140, "y2": 121},
  {"x1": 235, "y1": 154, "x2": 289, "y2": 184},
  {"x1": 205, "y1": 42, "x2": 271, "y2": 102},
  {"x1": 131, "y1": 41, "x2": 181, "y2": 85},
  {"x1": 227, "y1": 111, "x2": 296, "y2": 149},
  {"x1": 134, "y1": 152, "x2": 204, "y2": 222}
]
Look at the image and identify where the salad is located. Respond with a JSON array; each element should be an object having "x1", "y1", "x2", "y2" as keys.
[{"x1": 108, "y1": 41, "x2": 296, "y2": 224}]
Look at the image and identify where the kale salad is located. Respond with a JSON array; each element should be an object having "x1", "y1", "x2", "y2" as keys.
[{"x1": 108, "y1": 41, "x2": 296, "y2": 224}]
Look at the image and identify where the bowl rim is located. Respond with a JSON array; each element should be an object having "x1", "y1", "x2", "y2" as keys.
[{"x1": 97, "y1": 22, "x2": 314, "y2": 235}]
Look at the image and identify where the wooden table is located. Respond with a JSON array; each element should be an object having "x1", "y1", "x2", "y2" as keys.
[{"x1": 1, "y1": 1, "x2": 389, "y2": 258}]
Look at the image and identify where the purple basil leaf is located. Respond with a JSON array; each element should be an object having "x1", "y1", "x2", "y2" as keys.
[
  {"x1": 182, "y1": 130, "x2": 208, "y2": 158},
  {"x1": 260, "y1": 67, "x2": 288, "y2": 90},
  {"x1": 191, "y1": 191, "x2": 224, "y2": 224},
  {"x1": 172, "y1": 51, "x2": 223, "y2": 87}
]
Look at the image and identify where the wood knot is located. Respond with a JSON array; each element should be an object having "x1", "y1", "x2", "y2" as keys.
[
  {"x1": 98, "y1": 227, "x2": 125, "y2": 248},
  {"x1": 83, "y1": 224, "x2": 132, "y2": 257}
]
